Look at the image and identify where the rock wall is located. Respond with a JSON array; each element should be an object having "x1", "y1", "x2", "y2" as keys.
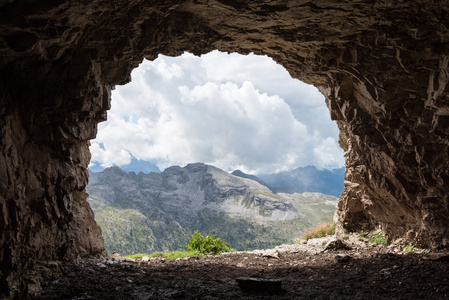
[
  {"x1": 0, "y1": 0, "x2": 448, "y2": 297},
  {"x1": 0, "y1": 39, "x2": 108, "y2": 296}
]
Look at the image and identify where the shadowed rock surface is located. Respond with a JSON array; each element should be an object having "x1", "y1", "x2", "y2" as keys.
[
  {"x1": 34, "y1": 240, "x2": 449, "y2": 300},
  {"x1": 1, "y1": 0, "x2": 449, "y2": 297}
]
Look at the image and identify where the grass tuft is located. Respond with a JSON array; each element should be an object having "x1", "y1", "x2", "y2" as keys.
[
  {"x1": 125, "y1": 250, "x2": 204, "y2": 261},
  {"x1": 302, "y1": 222, "x2": 336, "y2": 240},
  {"x1": 369, "y1": 232, "x2": 388, "y2": 246},
  {"x1": 403, "y1": 245, "x2": 415, "y2": 253},
  {"x1": 125, "y1": 253, "x2": 149, "y2": 260}
]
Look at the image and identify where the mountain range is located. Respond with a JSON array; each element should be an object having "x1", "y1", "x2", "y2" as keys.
[
  {"x1": 231, "y1": 170, "x2": 301, "y2": 194},
  {"x1": 87, "y1": 163, "x2": 338, "y2": 255},
  {"x1": 89, "y1": 160, "x2": 344, "y2": 197},
  {"x1": 259, "y1": 166, "x2": 345, "y2": 197}
]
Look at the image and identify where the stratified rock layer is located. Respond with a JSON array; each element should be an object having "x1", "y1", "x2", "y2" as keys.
[{"x1": 0, "y1": 0, "x2": 448, "y2": 297}]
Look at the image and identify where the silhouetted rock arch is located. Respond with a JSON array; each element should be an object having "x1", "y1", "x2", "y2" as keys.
[{"x1": 1, "y1": 0, "x2": 448, "y2": 297}]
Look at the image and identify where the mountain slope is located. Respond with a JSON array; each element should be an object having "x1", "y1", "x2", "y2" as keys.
[
  {"x1": 259, "y1": 166, "x2": 345, "y2": 197},
  {"x1": 231, "y1": 169, "x2": 270, "y2": 187},
  {"x1": 87, "y1": 163, "x2": 338, "y2": 255}
]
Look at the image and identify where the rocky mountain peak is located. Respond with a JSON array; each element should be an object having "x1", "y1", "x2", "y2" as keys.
[{"x1": 87, "y1": 164, "x2": 338, "y2": 255}]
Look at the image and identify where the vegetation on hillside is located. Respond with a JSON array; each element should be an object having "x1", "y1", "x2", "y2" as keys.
[
  {"x1": 90, "y1": 200, "x2": 322, "y2": 255},
  {"x1": 87, "y1": 165, "x2": 339, "y2": 255}
]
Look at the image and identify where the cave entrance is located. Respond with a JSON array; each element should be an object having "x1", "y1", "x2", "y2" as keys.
[{"x1": 87, "y1": 51, "x2": 344, "y2": 255}]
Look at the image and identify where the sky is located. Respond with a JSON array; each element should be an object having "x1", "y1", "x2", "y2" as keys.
[{"x1": 89, "y1": 51, "x2": 344, "y2": 174}]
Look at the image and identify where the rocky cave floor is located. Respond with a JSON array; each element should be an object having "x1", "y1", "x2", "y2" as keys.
[{"x1": 33, "y1": 235, "x2": 449, "y2": 300}]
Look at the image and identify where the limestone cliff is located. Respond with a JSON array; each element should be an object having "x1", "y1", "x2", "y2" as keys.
[{"x1": 1, "y1": 0, "x2": 449, "y2": 297}]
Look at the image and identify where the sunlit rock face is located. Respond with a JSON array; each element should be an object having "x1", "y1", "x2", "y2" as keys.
[{"x1": 0, "y1": 0, "x2": 448, "y2": 297}]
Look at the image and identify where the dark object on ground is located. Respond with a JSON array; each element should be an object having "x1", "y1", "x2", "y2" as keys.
[
  {"x1": 335, "y1": 254, "x2": 352, "y2": 263},
  {"x1": 325, "y1": 238, "x2": 352, "y2": 250},
  {"x1": 236, "y1": 277, "x2": 282, "y2": 293}
]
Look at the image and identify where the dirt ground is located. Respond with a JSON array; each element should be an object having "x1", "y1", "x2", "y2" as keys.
[{"x1": 32, "y1": 235, "x2": 449, "y2": 300}]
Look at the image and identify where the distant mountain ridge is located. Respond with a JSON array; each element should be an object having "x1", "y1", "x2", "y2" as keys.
[
  {"x1": 87, "y1": 163, "x2": 338, "y2": 255},
  {"x1": 89, "y1": 158, "x2": 344, "y2": 197},
  {"x1": 231, "y1": 170, "x2": 301, "y2": 194},
  {"x1": 258, "y1": 166, "x2": 345, "y2": 197},
  {"x1": 89, "y1": 156, "x2": 161, "y2": 174}
]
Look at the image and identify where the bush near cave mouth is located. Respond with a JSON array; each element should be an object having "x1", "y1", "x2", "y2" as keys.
[{"x1": 185, "y1": 231, "x2": 234, "y2": 255}]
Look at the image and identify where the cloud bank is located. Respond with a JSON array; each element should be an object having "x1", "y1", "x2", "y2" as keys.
[{"x1": 90, "y1": 51, "x2": 344, "y2": 174}]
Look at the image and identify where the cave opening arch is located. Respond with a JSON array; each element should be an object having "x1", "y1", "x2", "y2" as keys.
[
  {"x1": 1, "y1": 0, "x2": 449, "y2": 297},
  {"x1": 88, "y1": 50, "x2": 345, "y2": 255}
]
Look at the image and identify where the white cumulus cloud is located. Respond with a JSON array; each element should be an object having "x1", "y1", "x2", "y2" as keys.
[{"x1": 90, "y1": 51, "x2": 344, "y2": 174}]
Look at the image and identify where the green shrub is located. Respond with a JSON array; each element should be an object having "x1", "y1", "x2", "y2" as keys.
[
  {"x1": 185, "y1": 231, "x2": 234, "y2": 255},
  {"x1": 370, "y1": 232, "x2": 388, "y2": 246},
  {"x1": 302, "y1": 222, "x2": 336, "y2": 240}
]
